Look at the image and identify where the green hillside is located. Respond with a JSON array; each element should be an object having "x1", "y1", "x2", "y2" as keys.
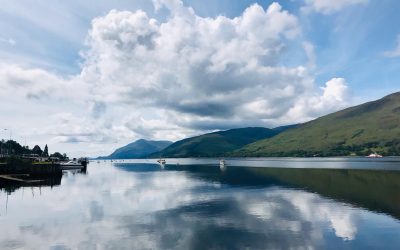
[
  {"x1": 101, "y1": 139, "x2": 173, "y2": 159},
  {"x1": 152, "y1": 127, "x2": 294, "y2": 158},
  {"x1": 235, "y1": 92, "x2": 400, "y2": 157}
]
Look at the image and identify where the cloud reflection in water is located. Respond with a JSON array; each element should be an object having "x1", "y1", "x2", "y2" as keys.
[{"x1": 0, "y1": 162, "x2": 400, "y2": 249}]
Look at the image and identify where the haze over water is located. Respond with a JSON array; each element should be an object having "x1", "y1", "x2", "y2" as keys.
[{"x1": 1, "y1": 158, "x2": 400, "y2": 249}]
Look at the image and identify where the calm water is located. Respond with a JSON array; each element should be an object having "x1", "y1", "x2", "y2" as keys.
[{"x1": 1, "y1": 158, "x2": 400, "y2": 249}]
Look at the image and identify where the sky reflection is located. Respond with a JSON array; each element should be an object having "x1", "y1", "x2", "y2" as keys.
[{"x1": 1, "y1": 161, "x2": 400, "y2": 249}]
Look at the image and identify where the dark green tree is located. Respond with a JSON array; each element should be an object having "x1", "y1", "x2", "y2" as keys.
[
  {"x1": 32, "y1": 145, "x2": 43, "y2": 156},
  {"x1": 43, "y1": 144, "x2": 49, "y2": 157},
  {"x1": 50, "y1": 152, "x2": 68, "y2": 161},
  {"x1": 3, "y1": 140, "x2": 29, "y2": 155}
]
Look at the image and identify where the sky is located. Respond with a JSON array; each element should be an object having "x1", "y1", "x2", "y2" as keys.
[{"x1": 0, "y1": 0, "x2": 399, "y2": 157}]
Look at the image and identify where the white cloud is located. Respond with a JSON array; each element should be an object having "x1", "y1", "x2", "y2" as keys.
[
  {"x1": 383, "y1": 35, "x2": 400, "y2": 58},
  {"x1": 303, "y1": 0, "x2": 368, "y2": 14},
  {"x1": 0, "y1": 1, "x2": 353, "y2": 156},
  {"x1": 79, "y1": 2, "x2": 349, "y2": 130},
  {"x1": 285, "y1": 78, "x2": 350, "y2": 122},
  {"x1": 0, "y1": 63, "x2": 86, "y2": 101}
]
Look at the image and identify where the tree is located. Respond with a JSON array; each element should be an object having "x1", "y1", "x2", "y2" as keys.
[
  {"x1": 4, "y1": 140, "x2": 28, "y2": 155},
  {"x1": 32, "y1": 145, "x2": 43, "y2": 156},
  {"x1": 50, "y1": 152, "x2": 68, "y2": 161},
  {"x1": 43, "y1": 144, "x2": 49, "y2": 157}
]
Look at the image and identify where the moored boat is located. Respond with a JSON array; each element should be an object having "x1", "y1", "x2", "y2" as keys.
[
  {"x1": 157, "y1": 159, "x2": 166, "y2": 165},
  {"x1": 366, "y1": 153, "x2": 383, "y2": 158},
  {"x1": 219, "y1": 159, "x2": 226, "y2": 170},
  {"x1": 60, "y1": 158, "x2": 88, "y2": 170}
]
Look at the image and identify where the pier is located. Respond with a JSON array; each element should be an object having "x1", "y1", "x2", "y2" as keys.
[
  {"x1": 0, "y1": 161, "x2": 62, "y2": 176},
  {"x1": 0, "y1": 158, "x2": 88, "y2": 176}
]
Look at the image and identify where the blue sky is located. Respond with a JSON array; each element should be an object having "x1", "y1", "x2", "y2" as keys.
[{"x1": 0, "y1": 0, "x2": 399, "y2": 156}]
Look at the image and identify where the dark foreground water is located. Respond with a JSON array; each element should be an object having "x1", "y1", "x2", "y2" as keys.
[{"x1": 1, "y1": 158, "x2": 400, "y2": 249}]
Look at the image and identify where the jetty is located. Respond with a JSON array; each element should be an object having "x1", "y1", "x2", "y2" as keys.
[{"x1": 0, "y1": 157, "x2": 88, "y2": 177}]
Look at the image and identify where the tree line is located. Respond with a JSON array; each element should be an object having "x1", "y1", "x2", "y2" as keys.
[{"x1": 0, "y1": 139, "x2": 68, "y2": 160}]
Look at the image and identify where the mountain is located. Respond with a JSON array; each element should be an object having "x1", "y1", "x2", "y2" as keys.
[
  {"x1": 235, "y1": 92, "x2": 400, "y2": 157},
  {"x1": 151, "y1": 126, "x2": 296, "y2": 158},
  {"x1": 102, "y1": 139, "x2": 173, "y2": 159}
]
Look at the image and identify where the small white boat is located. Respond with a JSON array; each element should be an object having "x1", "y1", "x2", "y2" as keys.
[
  {"x1": 366, "y1": 153, "x2": 383, "y2": 158},
  {"x1": 61, "y1": 160, "x2": 83, "y2": 170},
  {"x1": 219, "y1": 159, "x2": 226, "y2": 170},
  {"x1": 157, "y1": 159, "x2": 166, "y2": 164}
]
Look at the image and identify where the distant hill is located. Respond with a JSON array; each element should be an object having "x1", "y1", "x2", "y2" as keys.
[
  {"x1": 101, "y1": 139, "x2": 173, "y2": 159},
  {"x1": 151, "y1": 126, "x2": 296, "y2": 158},
  {"x1": 235, "y1": 92, "x2": 400, "y2": 157}
]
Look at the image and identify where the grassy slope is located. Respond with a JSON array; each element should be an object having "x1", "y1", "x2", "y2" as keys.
[
  {"x1": 153, "y1": 127, "x2": 287, "y2": 158},
  {"x1": 236, "y1": 92, "x2": 400, "y2": 156}
]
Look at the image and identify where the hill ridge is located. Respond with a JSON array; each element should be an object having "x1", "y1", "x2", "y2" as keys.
[
  {"x1": 101, "y1": 139, "x2": 173, "y2": 159},
  {"x1": 152, "y1": 126, "x2": 296, "y2": 158},
  {"x1": 234, "y1": 92, "x2": 400, "y2": 157}
]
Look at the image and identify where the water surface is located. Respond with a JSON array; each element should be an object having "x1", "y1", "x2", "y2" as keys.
[{"x1": 1, "y1": 158, "x2": 400, "y2": 249}]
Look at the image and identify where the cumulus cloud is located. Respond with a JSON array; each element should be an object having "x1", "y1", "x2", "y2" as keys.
[
  {"x1": 0, "y1": 1, "x2": 353, "y2": 155},
  {"x1": 79, "y1": 1, "x2": 349, "y2": 133},
  {"x1": 383, "y1": 35, "x2": 400, "y2": 58},
  {"x1": 285, "y1": 78, "x2": 350, "y2": 122},
  {"x1": 303, "y1": 0, "x2": 368, "y2": 14}
]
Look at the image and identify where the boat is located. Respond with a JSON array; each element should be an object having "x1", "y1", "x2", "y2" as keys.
[
  {"x1": 60, "y1": 161, "x2": 82, "y2": 170},
  {"x1": 366, "y1": 153, "x2": 383, "y2": 158},
  {"x1": 60, "y1": 158, "x2": 88, "y2": 170},
  {"x1": 219, "y1": 159, "x2": 226, "y2": 170},
  {"x1": 157, "y1": 159, "x2": 166, "y2": 165}
]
